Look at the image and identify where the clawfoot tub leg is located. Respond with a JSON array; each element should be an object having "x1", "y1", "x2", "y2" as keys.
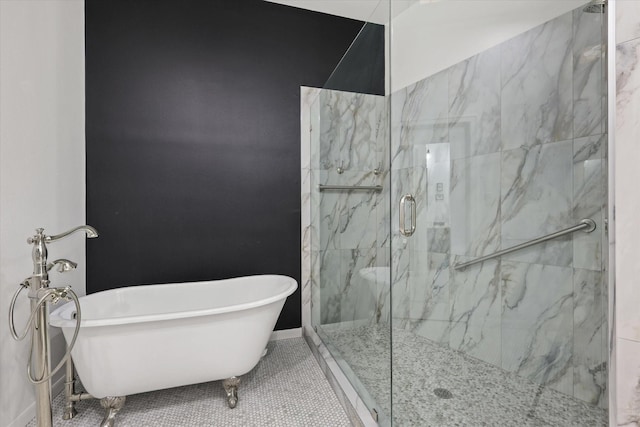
[
  {"x1": 223, "y1": 376, "x2": 241, "y2": 408},
  {"x1": 99, "y1": 396, "x2": 126, "y2": 427}
]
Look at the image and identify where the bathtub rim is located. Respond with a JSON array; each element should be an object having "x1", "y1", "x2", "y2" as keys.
[{"x1": 49, "y1": 274, "x2": 297, "y2": 329}]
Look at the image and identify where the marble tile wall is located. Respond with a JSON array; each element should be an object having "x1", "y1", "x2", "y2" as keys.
[
  {"x1": 390, "y1": 7, "x2": 607, "y2": 407},
  {"x1": 614, "y1": 1, "x2": 640, "y2": 425},
  {"x1": 303, "y1": 88, "x2": 389, "y2": 326}
]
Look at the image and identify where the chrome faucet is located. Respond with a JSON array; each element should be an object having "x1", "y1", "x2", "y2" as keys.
[
  {"x1": 24, "y1": 226, "x2": 98, "y2": 286},
  {"x1": 10, "y1": 225, "x2": 99, "y2": 427}
]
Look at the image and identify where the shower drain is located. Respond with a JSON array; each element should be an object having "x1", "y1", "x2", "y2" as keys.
[{"x1": 433, "y1": 388, "x2": 453, "y2": 399}]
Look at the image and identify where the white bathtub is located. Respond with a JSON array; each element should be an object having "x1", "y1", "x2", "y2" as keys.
[{"x1": 50, "y1": 275, "x2": 297, "y2": 400}]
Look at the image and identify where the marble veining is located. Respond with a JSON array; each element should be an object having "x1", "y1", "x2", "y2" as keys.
[
  {"x1": 501, "y1": 261, "x2": 574, "y2": 395},
  {"x1": 338, "y1": 171, "x2": 381, "y2": 250},
  {"x1": 391, "y1": 70, "x2": 448, "y2": 171},
  {"x1": 427, "y1": 227, "x2": 450, "y2": 254},
  {"x1": 393, "y1": 251, "x2": 450, "y2": 345},
  {"x1": 311, "y1": 89, "x2": 388, "y2": 325},
  {"x1": 574, "y1": 268, "x2": 607, "y2": 407},
  {"x1": 450, "y1": 152, "x2": 501, "y2": 258},
  {"x1": 501, "y1": 140, "x2": 574, "y2": 267},
  {"x1": 448, "y1": 45, "x2": 501, "y2": 160},
  {"x1": 501, "y1": 13, "x2": 573, "y2": 149},
  {"x1": 318, "y1": 90, "x2": 385, "y2": 173},
  {"x1": 410, "y1": 252, "x2": 450, "y2": 344},
  {"x1": 339, "y1": 248, "x2": 379, "y2": 323},
  {"x1": 448, "y1": 258, "x2": 502, "y2": 366}
]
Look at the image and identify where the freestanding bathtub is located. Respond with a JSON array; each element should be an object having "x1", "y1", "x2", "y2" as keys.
[{"x1": 50, "y1": 275, "x2": 297, "y2": 424}]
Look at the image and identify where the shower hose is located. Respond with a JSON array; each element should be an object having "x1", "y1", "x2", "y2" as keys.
[{"x1": 8, "y1": 282, "x2": 82, "y2": 384}]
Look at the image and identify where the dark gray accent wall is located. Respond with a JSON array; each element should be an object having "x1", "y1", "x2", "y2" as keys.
[{"x1": 85, "y1": 0, "x2": 384, "y2": 329}]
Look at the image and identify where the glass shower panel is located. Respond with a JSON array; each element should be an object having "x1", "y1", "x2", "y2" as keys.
[
  {"x1": 310, "y1": 88, "x2": 391, "y2": 421},
  {"x1": 308, "y1": 13, "x2": 392, "y2": 425},
  {"x1": 389, "y1": 1, "x2": 608, "y2": 425}
]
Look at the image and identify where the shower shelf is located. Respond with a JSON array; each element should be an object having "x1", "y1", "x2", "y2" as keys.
[{"x1": 454, "y1": 218, "x2": 596, "y2": 270}]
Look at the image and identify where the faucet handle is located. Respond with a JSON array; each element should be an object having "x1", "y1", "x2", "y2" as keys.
[
  {"x1": 27, "y1": 228, "x2": 45, "y2": 245},
  {"x1": 47, "y1": 259, "x2": 78, "y2": 273}
]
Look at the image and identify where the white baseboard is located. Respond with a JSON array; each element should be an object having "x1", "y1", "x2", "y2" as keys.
[
  {"x1": 270, "y1": 327, "x2": 302, "y2": 341},
  {"x1": 8, "y1": 373, "x2": 65, "y2": 427}
]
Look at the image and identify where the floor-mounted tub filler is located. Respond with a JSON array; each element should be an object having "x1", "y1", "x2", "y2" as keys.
[
  {"x1": 9, "y1": 226, "x2": 99, "y2": 427},
  {"x1": 49, "y1": 274, "x2": 297, "y2": 426}
]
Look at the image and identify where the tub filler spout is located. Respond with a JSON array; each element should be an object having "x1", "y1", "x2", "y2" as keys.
[{"x1": 44, "y1": 225, "x2": 99, "y2": 242}]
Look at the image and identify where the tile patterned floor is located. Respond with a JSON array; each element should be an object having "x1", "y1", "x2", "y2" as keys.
[
  {"x1": 28, "y1": 338, "x2": 352, "y2": 427},
  {"x1": 321, "y1": 324, "x2": 608, "y2": 427}
]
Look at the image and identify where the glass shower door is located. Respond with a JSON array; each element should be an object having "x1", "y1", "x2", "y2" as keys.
[{"x1": 389, "y1": 1, "x2": 608, "y2": 425}]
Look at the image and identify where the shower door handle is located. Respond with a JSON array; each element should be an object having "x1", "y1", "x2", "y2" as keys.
[{"x1": 399, "y1": 194, "x2": 416, "y2": 237}]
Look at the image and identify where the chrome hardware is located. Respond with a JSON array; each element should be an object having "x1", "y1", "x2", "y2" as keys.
[
  {"x1": 63, "y1": 358, "x2": 77, "y2": 420},
  {"x1": 336, "y1": 160, "x2": 345, "y2": 174},
  {"x1": 319, "y1": 184, "x2": 383, "y2": 192},
  {"x1": 399, "y1": 194, "x2": 416, "y2": 237},
  {"x1": 8, "y1": 225, "x2": 98, "y2": 427},
  {"x1": 99, "y1": 396, "x2": 126, "y2": 427},
  {"x1": 454, "y1": 219, "x2": 597, "y2": 270},
  {"x1": 373, "y1": 162, "x2": 383, "y2": 176},
  {"x1": 223, "y1": 376, "x2": 241, "y2": 409},
  {"x1": 371, "y1": 408, "x2": 379, "y2": 422},
  {"x1": 44, "y1": 224, "x2": 99, "y2": 242},
  {"x1": 47, "y1": 259, "x2": 78, "y2": 273},
  {"x1": 63, "y1": 357, "x2": 93, "y2": 420}
]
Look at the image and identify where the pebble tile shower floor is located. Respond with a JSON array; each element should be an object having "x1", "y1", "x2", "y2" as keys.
[
  {"x1": 321, "y1": 324, "x2": 608, "y2": 427},
  {"x1": 27, "y1": 338, "x2": 351, "y2": 427}
]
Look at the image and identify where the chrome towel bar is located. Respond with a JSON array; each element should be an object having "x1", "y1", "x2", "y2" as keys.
[
  {"x1": 318, "y1": 185, "x2": 383, "y2": 193},
  {"x1": 454, "y1": 218, "x2": 597, "y2": 270}
]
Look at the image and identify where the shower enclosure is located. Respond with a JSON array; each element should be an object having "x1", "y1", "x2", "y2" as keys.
[{"x1": 303, "y1": 1, "x2": 608, "y2": 425}]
